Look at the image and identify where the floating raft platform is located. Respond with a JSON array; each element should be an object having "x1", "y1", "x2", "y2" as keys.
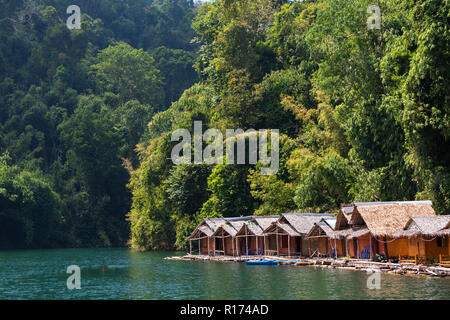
[{"x1": 165, "y1": 255, "x2": 450, "y2": 278}]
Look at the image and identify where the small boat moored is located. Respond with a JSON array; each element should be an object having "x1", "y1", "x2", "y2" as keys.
[{"x1": 245, "y1": 260, "x2": 278, "y2": 266}]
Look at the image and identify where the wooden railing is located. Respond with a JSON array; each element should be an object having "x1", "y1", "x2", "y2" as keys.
[
  {"x1": 439, "y1": 254, "x2": 450, "y2": 268},
  {"x1": 399, "y1": 255, "x2": 425, "y2": 265}
]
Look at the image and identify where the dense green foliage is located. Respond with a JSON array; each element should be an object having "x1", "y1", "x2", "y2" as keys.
[
  {"x1": 0, "y1": 0, "x2": 198, "y2": 249},
  {"x1": 1, "y1": 0, "x2": 448, "y2": 251},
  {"x1": 128, "y1": 0, "x2": 449, "y2": 251}
]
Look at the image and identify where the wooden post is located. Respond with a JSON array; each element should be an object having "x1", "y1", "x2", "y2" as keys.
[
  {"x1": 288, "y1": 235, "x2": 290, "y2": 258},
  {"x1": 208, "y1": 237, "x2": 210, "y2": 256},
  {"x1": 383, "y1": 236, "x2": 388, "y2": 258},
  {"x1": 256, "y1": 235, "x2": 259, "y2": 255},
  {"x1": 309, "y1": 238, "x2": 312, "y2": 257},
  {"x1": 299, "y1": 236, "x2": 302, "y2": 257},
  {"x1": 264, "y1": 235, "x2": 267, "y2": 256},
  {"x1": 245, "y1": 228, "x2": 249, "y2": 255},
  {"x1": 232, "y1": 235, "x2": 235, "y2": 256},
  {"x1": 356, "y1": 238, "x2": 359, "y2": 259},
  {"x1": 415, "y1": 254, "x2": 417, "y2": 265},
  {"x1": 198, "y1": 239, "x2": 200, "y2": 255},
  {"x1": 190, "y1": 240, "x2": 192, "y2": 255},
  {"x1": 276, "y1": 233, "x2": 279, "y2": 256},
  {"x1": 334, "y1": 238, "x2": 337, "y2": 258},
  {"x1": 222, "y1": 235, "x2": 225, "y2": 256}
]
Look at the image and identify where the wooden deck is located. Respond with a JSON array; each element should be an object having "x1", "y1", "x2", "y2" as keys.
[{"x1": 165, "y1": 254, "x2": 450, "y2": 278}]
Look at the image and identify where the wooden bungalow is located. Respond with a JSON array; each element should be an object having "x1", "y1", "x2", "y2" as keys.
[
  {"x1": 263, "y1": 221, "x2": 300, "y2": 257},
  {"x1": 392, "y1": 216, "x2": 450, "y2": 262},
  {"x1": 188, "y1": 218, "x2": 226, "y2": 255},
  {"x1": 263, "y1": 213, "x2": 334, "y2": 257},
  {"x1": 188, "y1": 217, "x2": 252, "y2": 256},
  {"x1": 210, "y1": 217, "x2": 253, "y2": 256},
  {"x1": 347, "y1": 201, "x2": 436, "y2": 260},
  {"x1": 335, "y1": 205, "x2": 354, "y2": 230},
  {"x1": 306, "y1": 218, "x2": 345, "y2": 257},
  {"x1": 234, "y1": 216, "x2": 278, "y2": 256}
]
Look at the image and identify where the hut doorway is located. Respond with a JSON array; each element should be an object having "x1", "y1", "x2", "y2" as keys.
[
  {"x1": 215, "y1": 238, "x2": 223, "y2": 251},
  {"x1": 295, "y1": 237, "x2": 301, "y2": 255},
  {"x1": 238, "y1": 237, "x2": 247, "y2": 255},
  {"x1": 353, "y1": 238, "x2": 358, "y2": 258}
]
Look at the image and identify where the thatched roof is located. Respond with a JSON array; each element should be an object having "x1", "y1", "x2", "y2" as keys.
[
  {"x1": 228, "y1": 220, "x2": 246, "y2": 232},
  {"x1": 437, "y1": 229, "x2": 450, "y2": 236},
  {"x1": 345, "y1": 227, "x2": 371, "y2": 239},
  {"x1": 212, "y1": 223, "x2": 238, "y2": 237},
  {"x1": 353, "y1": 200, "x2": 433, "y2": 206},
  {"x1": 335, "y1": 206, "x2": 354, "y2": 230},
  {"x1": 333, "y1": 227, "x2": 371, "y2": 239},
  {"x1": 404, "y1": 216, "x2": 450, "y2": 235},
  {"x1": 189, "y1": 216, "x2": 252, "y2": 239},
  {"x1": 279, "y1": 213, "x2": 334, "y2": 234},
  {"x1": 306, "y1": 219, "x2": 337, "y2": 238},
  {"x1": 203, "y1": 218, "x2": 227, "y2": 232},
  {"x1": 198, "y1": 225, "x2": 214, "y2": 237},
  {"x1": 188, "y1": 220, "x2": 215, "y2": 240},
  {"x1": 349, "y1": 203, "x2": 436, "y2": 237},
  {"x1": 253, "y1": 216, "x2": 279, "y2": 231},
  {"x1": 265, "y1": 222, "x2": 300, "y2": 237},
  {"x1": 322, "y1": 217, "x2": 336, "y2": 229},
  {"x1": 392, "y1": 229, "x2": 421, "y2": 239},
  {"x1": 236, "y1": 221, "x2": 264, "y2": 236}
]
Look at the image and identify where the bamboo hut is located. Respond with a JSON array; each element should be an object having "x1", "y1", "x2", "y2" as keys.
[
  {"x1": 263, "y1": 221, "x2": 300, "y2": 257},
  {"x1": 188, "y1": 218, "x2": 226, "y2": 255},
  {"x1": 263, "y1": 213, "x2": 334, "y2": 257},
  {"x1": 234, "y1": 218, "x2": 270, "y2": 256},
  {"x1": 392, "y1": 216, "x2": 450, "y2": 261},
  {"x1": 348, "y1": 201, "x2": 436, "y2": 259},
  {"x1": 188, "y1": 217, "x2": 252, "y2": 256},
  {"x1": 335, "y1": 205, "x2": 355, "y2": 230},
  {"x1": 306, "y1": 218, "x2": 346, "y2": 257},
  {"x1": 210, "y1": 217, "x2": 253, "y2": 256},
  {"x1": 334, "y1": 227, "x2": 371, "y2": 258}
]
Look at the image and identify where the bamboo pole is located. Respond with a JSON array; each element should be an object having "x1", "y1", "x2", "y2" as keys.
[
  {"x1": 256, "y1": 235, "x2": 259, "y2": 255},
  {"x1": 276, "y1": 232, "x2": 279, "y2": 256},
  {"x1": 264, "y1": 235, "x2": 267, "y2": 256},
  {"x1": 288, "y1": 235, "x2": 290, "y2": 258},
  {"x1": 222, "y1": 232, "x2": 225, "y2": 256},
  {"x1": 245, "y1": 227, "x2": 248, "y2": 255},
  {"x1": 232, "y1": 235, "x2": 235, "y2": 256}
]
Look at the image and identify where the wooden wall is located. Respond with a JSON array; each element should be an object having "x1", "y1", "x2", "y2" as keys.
[
  {"x1": 199, "y1": 237, "x2": 214, "y2": 255},
  {"x1": 385, "y1": 236, "x2": 449, "y2": 260},
  {"x1": 304, "y1": 238, "x2": 318, "y2": 257},
  {"x1": 334, "y1": 238, "x2": 346, "y2": 257},
  {"x1": 386, "y1": 238, "x2": 409, "y2": 258},
  {"x1": 424, "y1": 236, "x2": 449, "y2": 259}
]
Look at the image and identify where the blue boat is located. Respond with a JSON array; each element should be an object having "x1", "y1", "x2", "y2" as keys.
[{"x1": 245, "y1": 260, "x2": 278, "y2": 266}]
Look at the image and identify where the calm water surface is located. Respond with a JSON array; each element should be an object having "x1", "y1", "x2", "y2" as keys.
[{"x1": 0, "y1": 248, "x2": 449, "y2": 299}]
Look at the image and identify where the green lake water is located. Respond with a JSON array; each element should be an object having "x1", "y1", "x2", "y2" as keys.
[{"x1": 0, "y1": 248, "x2": 449, "y2": 300}]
